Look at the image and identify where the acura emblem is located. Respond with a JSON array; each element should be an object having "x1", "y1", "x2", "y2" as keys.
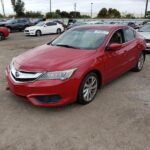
[{"x1": 15, "y1": 71, "x2": 20, "y2": 78}]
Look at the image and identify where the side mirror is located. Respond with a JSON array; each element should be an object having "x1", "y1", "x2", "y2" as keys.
[
  {"x1": 43, "y1": 25, "x2": 47, "y2": 27},
  {"x1": 109, "y1": 43, "x2": 122, "y2": 51}
]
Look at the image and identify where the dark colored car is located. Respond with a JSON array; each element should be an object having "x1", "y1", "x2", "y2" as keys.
[
  {"x1": 0, "y1": 27, "x2": 9, "y2": 41},
  {"x1": 67, "y1": 22, "x2": 87, "y2": 30},
  {"x1": 0, "y1": 19, "x2": 33, "y2": 32},
  {"x1": 6, "y1": 25, "x2": 146, "y2": 107}
]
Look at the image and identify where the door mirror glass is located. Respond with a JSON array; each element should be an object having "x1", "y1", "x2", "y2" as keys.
[{"x1": 109, "y1": 43, "x2": 122, "y2": 51}]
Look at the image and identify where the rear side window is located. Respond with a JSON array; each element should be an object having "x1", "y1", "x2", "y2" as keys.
[
  {"x1": 124, "y1": 29, "x2": 135, "y2": 42},
  {"x1": 46, "y1": 22, "x2": 57, "y2": 26}
]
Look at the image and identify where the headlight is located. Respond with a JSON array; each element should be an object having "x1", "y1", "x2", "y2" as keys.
[
  {"x1": 39, "y1": 68, "x2": 77, "y2": 80},
  {"x1": 30, "y1": 29, "x2": 35, "y2": 31}
]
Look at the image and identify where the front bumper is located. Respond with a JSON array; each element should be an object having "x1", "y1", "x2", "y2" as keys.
[
  {"x1": 6, "y1": 67, "x2": 80, "y2": 107},
  {"x1": 24, "y1": 31, "x2": 36, "y2": 36}
]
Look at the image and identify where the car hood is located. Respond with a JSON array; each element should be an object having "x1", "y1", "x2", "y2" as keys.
[
  {"x1": 13, "y1": 44, "x2": 96, "y2": 72},
  {"x1": 25, "y1": 26, "x2": 42, "y2": 30},
  {"x1": 138, "y1": 32, "x2": 150, "y2": 39}
]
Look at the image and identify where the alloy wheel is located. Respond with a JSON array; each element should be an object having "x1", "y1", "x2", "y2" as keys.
[{"x1": 83, "y1": 76, "x2": 98, "y2": 102}]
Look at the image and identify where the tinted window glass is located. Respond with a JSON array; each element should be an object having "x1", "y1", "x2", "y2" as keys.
[
  {"x1": 110, "y1": 30, "x2": 124, "y2": 44},
  {"x1": 46, "y1": 22, "x2": 57, "y2": 26},
  {"x1": 124, "y1": 29, "x2": 135, "y2": 42}
]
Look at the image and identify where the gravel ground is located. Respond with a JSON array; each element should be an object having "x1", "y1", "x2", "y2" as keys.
[{"x1": 0, "y1": 32, "x2": 150, "y2": 150}]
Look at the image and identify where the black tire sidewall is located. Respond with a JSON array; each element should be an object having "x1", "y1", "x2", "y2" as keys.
[
  {"x1": 77, "y1": 72, "x2": 99, "y2": 105},
  {"x1": 36, "y1": 30, "x2": 41, "y2": 36},
  {"x1": 57, "y1": 28, "x2": 61, "y2": 34}
]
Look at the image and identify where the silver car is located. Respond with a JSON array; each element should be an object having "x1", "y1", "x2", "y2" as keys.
[{"x1": 138, "y1": 24, "x2": 150, "y2": 51}]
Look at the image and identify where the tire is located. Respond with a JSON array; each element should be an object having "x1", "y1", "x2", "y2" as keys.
[
  {"x1": 77, "y1": 72, "x2": 99, "y2": 105},
  {"x1": 132, "y1": 52, "x2": 145, "y2": 72},
  {"x1": 36, "y1": 30, "x2": 41, "y2": 36},
  {"x1": 0, "y1": 32, "x2": 5, "y2": 41},
  {"x1": 57, "y1": 28, "x2": 61, "y2": 34}
]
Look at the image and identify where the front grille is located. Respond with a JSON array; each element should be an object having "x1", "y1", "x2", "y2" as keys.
[
  {"x1": 11, "y1": 72, "x2": 37, "y2": 82},
  {"x1": 25, "y1": 30, "x2": 29, "y2": 32},
  {"x1": 10, "y1": 63, "x2": 43, "y2": 82},
  {"x1": 35, "y1": 95, "x2": 61, "y2": 104}
]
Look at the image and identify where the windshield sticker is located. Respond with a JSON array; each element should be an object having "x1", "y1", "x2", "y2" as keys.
[{"x1": 94, "y1": 30, "x2": 109, "y2": 35}]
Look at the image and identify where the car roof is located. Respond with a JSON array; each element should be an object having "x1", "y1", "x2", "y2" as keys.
[{"x1": 74, "y1": 25, "x2": 128, "y2": 31}]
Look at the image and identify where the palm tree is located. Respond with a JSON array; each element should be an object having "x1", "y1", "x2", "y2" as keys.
[{"x1": 0, "y1": 0, "x2": 5, "y2": 17}]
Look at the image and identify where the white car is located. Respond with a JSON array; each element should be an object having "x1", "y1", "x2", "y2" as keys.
[
  {"x1": 138, "y1": 24, "x2": 150, "y2": 51},
  {"x1": 24, "y1": 21, "x2": 64, "y2": 36}
]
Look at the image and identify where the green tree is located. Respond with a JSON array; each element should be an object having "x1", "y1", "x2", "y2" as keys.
[
  {"x1": 46, "y1": 12, "x2": 61, "y2": 19},
  {"x1": 69, "y1": 11, "x2": 81, "y2": 18},
  {"x1": 11, "y1": 0, "x2": 25, "y2": 17},
  {"x1": 25, "y1": 11, "x2": 43, "y2": 18},
  {"x1": 108, "y1": 8, "x2": 121, "y2": 18},
  {"x1": 123, "y1": 13, "x2": 135, "y2": 19},
  {"x1": 97, "y1": 8, "x2": 107, "y2": 18},
  {"x1": 60, "y1": 11, "x2": 69, "y2": 18}
]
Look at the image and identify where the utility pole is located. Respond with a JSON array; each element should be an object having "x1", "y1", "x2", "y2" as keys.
[
  {"x1": 145, "y1": 0, "x2": 149, "y2": 18},
  {"x1": 50, "y1": 0, "x2": 52, "y2": 13},
  {"x1": 91, "y1": 2, "x2": 93, "y2": 19},
  {"x1": 74, "y1": 2, "x2": 77, "y2": 18},
  {"x1": 1, "y1": 0, "x2": 5, "y2": 17}
]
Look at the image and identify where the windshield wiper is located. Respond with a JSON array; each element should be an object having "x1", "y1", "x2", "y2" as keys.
[{"x1": 53, "y1": 44, "x2": 78, "y2": 49}]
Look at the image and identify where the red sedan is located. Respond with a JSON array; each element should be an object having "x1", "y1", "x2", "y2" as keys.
[
  {"x1": 6, "y1": 25, "x2": 146, "y2": 107},
  {"x1": 0, "y1": 27, "x2": 9, "y2": 41}
]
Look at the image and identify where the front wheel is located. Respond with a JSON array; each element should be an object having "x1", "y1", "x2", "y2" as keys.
[
  {"x1": 77, "y1": 73, "x2": 99, "y2": 105},
  {"x1": 0, "y1": 32, "x2": 5, "y2": 41},
  {"x1": 132, "y1": 52, "x2": 145, "y2": 72},
  {"x1": 36, "y1": 30, "x2": 41, "y2": 36}
]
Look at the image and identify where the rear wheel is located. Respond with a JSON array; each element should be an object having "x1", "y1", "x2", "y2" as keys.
[
  {"x1": 0, "y1": 32, "x2": 5, "y2": 41},
  {"x1": 57, "y1": 28, "x2": 61, "y2": 34},
  {"x1": 36, "y1": 30, "x2": 41, "y2": 36},
  {"x1": 132, "y1": 52, "x2": 145, "y2": 72},
  {"x1": 77, "y1": 73, "x2": 99, "y2": 105}
]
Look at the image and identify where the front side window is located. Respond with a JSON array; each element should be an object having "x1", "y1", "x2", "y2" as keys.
[
  {"x1": 51, "y1": 28, "x2": 110, "y2": 50},
  {"x1": 109, "y1": 29, "x2": 124, "y2": 44},
  {"x1": 124, "y1": 28, "x2": 135, "y2": 42}
]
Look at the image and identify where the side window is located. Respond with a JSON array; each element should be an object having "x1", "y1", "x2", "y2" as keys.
[
  {"x1": 109, "y1": 29, "x2": 124, "y2": 44},
  {"x1": 124, "y1": 28, "x2": 135, "y2": 42},
  {"x1": 46, "y1": 22, "x2": 57, "y2": 26}
]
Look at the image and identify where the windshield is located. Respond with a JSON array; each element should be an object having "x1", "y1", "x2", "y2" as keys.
[
  {"x1": 139, "y1": 24, "x2": 150, "y2": 32},
  {"x1": 35, "y1": 21, "x2": 45, "y2": 26},
  {"x1": 51, "y1": 28, "x2": 109, "y2": 50}
]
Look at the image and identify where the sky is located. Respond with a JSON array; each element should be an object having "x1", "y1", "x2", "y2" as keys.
[{"x1": 0, "y1": 0, "x2": 149, "y2": 16}]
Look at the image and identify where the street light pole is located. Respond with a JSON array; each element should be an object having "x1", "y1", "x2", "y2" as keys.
[
  {"x1": 145, "y1": 0, "x2": 148, "y2": 18},
  {"x1": 74, "y1": 2, "x2": 77, "y2": 18},
  {"x1": 50, "y1": 0, "x2": 52, "y2": 13},
  {"x1": 91, "y1": 2, "x2": 93, "y2": 19}
]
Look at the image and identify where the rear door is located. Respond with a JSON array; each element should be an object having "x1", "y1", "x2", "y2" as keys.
[
  {"x1": 123, "y1": 28, "x2": 139, "y2": 69},
  {"x1": 45, "y1": 22, "x2": 57, "y2": 34}
]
